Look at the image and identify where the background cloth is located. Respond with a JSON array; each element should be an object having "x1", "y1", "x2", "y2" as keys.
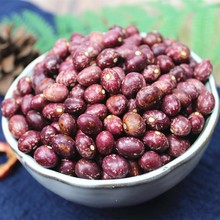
[{"x1": 0, "y1": 1, "x2": 220, "y2": 220}]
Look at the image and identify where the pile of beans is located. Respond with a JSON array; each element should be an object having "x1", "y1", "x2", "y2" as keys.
[{"x1": 1, "y1": 25, "x2": 215, "y2": 180}]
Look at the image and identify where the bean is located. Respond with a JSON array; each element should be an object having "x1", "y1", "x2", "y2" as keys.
[
  {"x1": 104, "y1": 115, "x2": 123, "y2": 136},
  {"x1": 40, "y1": 125, "x2": 58, "y2": 145},
  {"x1": 102, "y1": 154, "x2": 129, "y2": 179},
  {"x1": 58, "y1": 113, "x2": 77, "y2": 136},
  {"x1": 1, "y1": 98, "x2": 19, "y2": 118},
  {"x1": 85, "y1": 103, "x2": 108, "y2": 120},
  {"x1": 188, "y1": 112, "x2": 205, "y2": 134},
  {"x1": 56, "y1": 69, "x2": 77, "y2": 87},
  {"x1": 116, "y1": 137, "x2": 145, "y2": 159},
  {"x1": 26, "y1": 110, "x2": 47, "y2": 131},
  {"x1": 194, "y1": 59, "x2": 212, "y2": 82},
  {"x1": 42, "y1": 103, "x2": 65, "y2": 121},
  {"x1": 161, "y1": 94, "x2": 181, "y2": 116},
  {"x1": 170, "y1": 115, "x2": 191, "y2": 136},
  {"x1": 64, "y1": 97, "x2": 86, "y2": 115}
]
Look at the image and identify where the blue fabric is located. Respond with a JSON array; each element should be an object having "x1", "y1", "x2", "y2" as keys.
[{"x1": 1, "y1": 1, "x2": 220, "y2": 219}]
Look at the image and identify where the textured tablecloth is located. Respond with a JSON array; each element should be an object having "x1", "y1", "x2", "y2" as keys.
[{"x1": 1, "y1": 1, "x2": 220, "y2": 220}]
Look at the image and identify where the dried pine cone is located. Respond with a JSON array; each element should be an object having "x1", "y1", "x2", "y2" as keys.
[{"x1": 0, "y1": 23, "x2": 40, "y2": 95}]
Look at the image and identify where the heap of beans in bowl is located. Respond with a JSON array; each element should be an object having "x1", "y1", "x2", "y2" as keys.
[{"x1": 1, "y1": 25, "x2": 215, "y2": 180}]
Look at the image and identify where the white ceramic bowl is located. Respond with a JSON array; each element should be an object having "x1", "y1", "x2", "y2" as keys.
[{"x1": 2, "y1": 52, "x2": 219, "y2": 208}]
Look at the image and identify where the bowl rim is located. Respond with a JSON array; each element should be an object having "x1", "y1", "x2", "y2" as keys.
[{"x1": 2, "y1": 52, "x2": 220, "y2": 189}]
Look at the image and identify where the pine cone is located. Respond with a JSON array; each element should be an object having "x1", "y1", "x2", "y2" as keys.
[{"x1": 0, "y1": 24, "x2": 40, "y2": 95}]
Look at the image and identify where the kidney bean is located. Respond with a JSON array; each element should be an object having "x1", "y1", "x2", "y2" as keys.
[
  {"x1": 152, "y1": 43, "x2": 167, "y2": 56},
  {"x1": 172, "y1": 88, "x2": 192, "y2": 107},
  {"x1": 75, "y1": 158, "x2": 101, "y2": 179},
  {"x1": 127, "y1": 98, "x2": 138, "y2": 113},
  {"x1": 127, "y1": 160, "x2": 142, "y2": 177},
  {"x1": 124, "y1": 34, "x2": 142, "y2": 46},
  {"x1": 106, "y1": 94, "x2": 127, "y2": 116},
  {"x1": 96, "y1": 131, "x2": 114, "y2": 155},
  {"x1": 56, "y1": 69, "x2": 77, "y2": 87},
  {"x1": 72, "y1": 47, "x2": 90, "y2": 71},
  {"x1": 77, "y1": 113, "x2": 102, "y2": 136},
  {"x1": 139, "y1": 151, "x2": 162, "y2": 172},
  {"x1": 158, "y1": 73, "x2": 177, "y2": 88},
  {"x1": 142, "y1": 65, "x2": 161, "y2": 83},
  {"x1": 194, "y1": 59, "x2": 212, "y2": 82},
  {"x1": 43, "y1": 83, "x2": 69, "y2": 103},
  {"x1": 142, "y1": 31, "x2": 163, "y2": 47},
  {"x1": 136, "y1": 85, "x2": 162, "y2": 110},
  {"x1": 84, "y1": 84, "x2": 106, "y2": 104},
  {"x1": 34, "y1": 145, "x2": 59, "y2": 168},
  {"x1": 69, "y1": 84, "x2": 85, "y2": 99},
  {"x1": 186, "y1": 78, "x2": 206, "y2": 94},
  {"x1": 21, "y1": 94, "x2": 34, "y2": 115},
  {"x1": 40, "y1": 125, "x2": 58, "y2": 145},
  {"x1": 180, "y1": 63, "x2": 193, "y2": 79},
  {"x1": 35, "y1": 77, "x2": 55, "y2": 95},
  {"x1": 51, "y1": 134, "x2": 76, "y2": 159},
  {"x1": 1, "y1": 98, "x2": 20, "y2": 118},
  {"x1": 165, "y1": 42, "x2": 190, "y2": 64},
  {"x1": 196, "y1": 90, "x2": 215, "y2": 115},
  {"x1": 170, "y1": 115, "x2": 191, "y2": 136},
  {"x1": 77, "y1": 66, "x2": 101, "y2": 86},
  {"x1": 122, "y1": 72, "x2": 146, "y2": 98},
  {"x1": 18, "y1": 130, "x2": 41, "y2": 153},
  {"x1": 142, "y1": 110, "x2": 170, "y2": 131},
  {"x1": 104, "y1": 115, "x2": 123, "y2": 136},
  {"x1": 75, "y1": 132, "x2": 96, "y2": 159},
  {"x1": 85, "y1": 103, "x2": 108, "y2": 120},
  {"x1": 188, "y1": 112, "x2": 205, "y2": 134},
  {"x1": 58, "y1": 113, "x2": 77, "y2": 136},
  {"x1": 26, "y1": 110, "x2": 47, "y2": 131},
  {"x1": 116, "y1": 44, "x2": 137, "y2": 59},
  {"x1": 177, "y1": 82, "x2": 199, "y2": 100},
  {"x1": 102, "y1": 154, "x2": 129, "y2": 179},
  {"x1": 57, "y1": 159, "x2": 76, "y2": 176},
  {"x1": 8, "y1": 114, "x2": 29, "y2": 139},
  {"x1": 17, "y1": 76, "x2": 33, "y2": 96},
  {"x1": 143, "y1": 130, "x2": 169, "y2": 152},
  {"x1": 152, "y1": 80, "x2": 173, "y2": 95},
  {"x1": 31, "y1": 94, "x2": 48, "y2": 111},
  {"x1": 97, "y1": 48, "x2": 120, "y2": 69},
  {"x1": 52, "y1": 38, "x2": 69, "y2": 58},
  {"x1": 42, "y1": 103, "x2": 65, "y2": 121},
  {"x1": 123, "y1": 112, "x2": 146, "y2": 137},
  {"x1": 64, "y1": 97, "x2": 86, "y2": 115},
  {"x1": 112, "y1": 66, "x2": 126, "y2": 81},
  {"x1": 161, "y1": 94, "x2": 181, "y2": 116},
  {"x1": 167, "y1": 134, "x2": 191, "y2": 157},
  {"x1": 125, "y1": 24, "x2": 139, "y2": 37},
  {"x1": 156, "y1": 55, "x2": 174, "y2": 73},
  {"x1": 103, "y1": 29, "x2": 123, "y2": 48},
  {"x1": 116, "y1": 137, "x2": 145, "y2": 159},
  {"x1": 169, "y1": 66, "x2": 186, "y2": 82}
]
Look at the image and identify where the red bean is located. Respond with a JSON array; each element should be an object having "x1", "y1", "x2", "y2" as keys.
[
  {"x1": 100, "y1": 68, "x2": 121, "y2": 94},
  {"x1": 122, "y1": 72, "x2": 146, "y2": 98},
  {"x1": 21, "y1": 94, "x2": 33, "y2": 115},
  {"x1": 43, "y1": 83, "x2": 69, "y2": 102},
  {"x1": 170, "y1": 115, "x2": 191, "y2": 136},
  {"x1": 77, "y1": 66, "x2": 101, "y2": 86},
  {"x1": 96, "y1": 131, "x2": 114, "y2": 155},
  {"x1": 85, "y1": 103, "x2": 108, "y2": 120},
  {"x1": 58, "y1": 113, "x2": 77, "y2": 136},
  {"x1": 156, "y1": 55, "x2": 174, "y2": 73},
  {"x1": 136, "y1": 85, "x2": 162, "y2": 110},
  {"x1": 51, "y1": 134, "x2": 76, "y2": 159},
  {"x1": 34, "y1": 145, "x2": 59, "y2": 168},
  {"x1": 57, "y1": 159, "x2": 76, "y2": 176},
  {"x1": 172, "y1": 88, "x2": 192, "y2": 107},
  {"x1": 188, "y1": 112, "x2": 205, "y2": 134},
  {"x1": 177, "y1": 82, "x2": 199, "y2": 100},
  {"x1": 167, "y1": 134, "x2": 191, "y2": 157},
  {"x1": 127, "y1": 160, "x2": 142, "y2": 177},
  {"x1": 103, "y1": 29, "x2": 123, "y2": 48},
  {"x1": 75, "y1": 158, "x2": 101, "y2": 179},
  {"x1": 106, "y1": 94, "x2": 127, "y2": 116},
  {"x1": 142, "y1": 110, "x2": 170, "y2": 131},
  {"x1": 196, "y1": 90, "x2": 215, "y2": 115},
  {"x1": 26, "y1": 110, "x2": 47, "y2": 131},
  {"x1": 138, "y1": 151, "x2": 162, "y2": 172},
  {"x1": 75, "y1": 132, "x2": 96, "y2": 159},
  {"x1": 123, "y1": 112, "x2": 146, "y2": 137},
  {"x1": 161, "y1": 94, "x2": 181, "y2": 116},
  {"x1": 42, "y1": 103, "x2": 65, "y2": 121},
  {"x1": 40, "y1": 125, "x2": 58, "y2": 145},
  {"x1": 1, "y1": 98, "x2": 19, "y2": 118},
  {"x1": 31, "y1": 94, "x2": 48, "y2": 111},
  {"x1": 124, "y1": 24, "x2": 139, "y2": 37},
  {"x1": 77, "y1": 113, "x2": 102, "y2": 136},
  {"x1": 69, "y1": 84, "x2": 85, "y2": 99},
  {"x1": 8, "y1": 114, "x2": 29, "y2": 139},
  {"x1": 143, "y1": 130, "x2": 169, "y2": 152},
  {"x1": 102, "y1": 154, "x2": 129, "y2": 179},
  {"x1": 194, "y1": 59, "x2": 212, "y2": 82},
  {"x1": 18, "y1": 130, "x2": 41, "y2": 153},
  {"x1": 116, "y1": 137, "x2": 145, "y2": 159},
  {"x1": 104, "y1": 115, "x2": 123, "y2": 136}
]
